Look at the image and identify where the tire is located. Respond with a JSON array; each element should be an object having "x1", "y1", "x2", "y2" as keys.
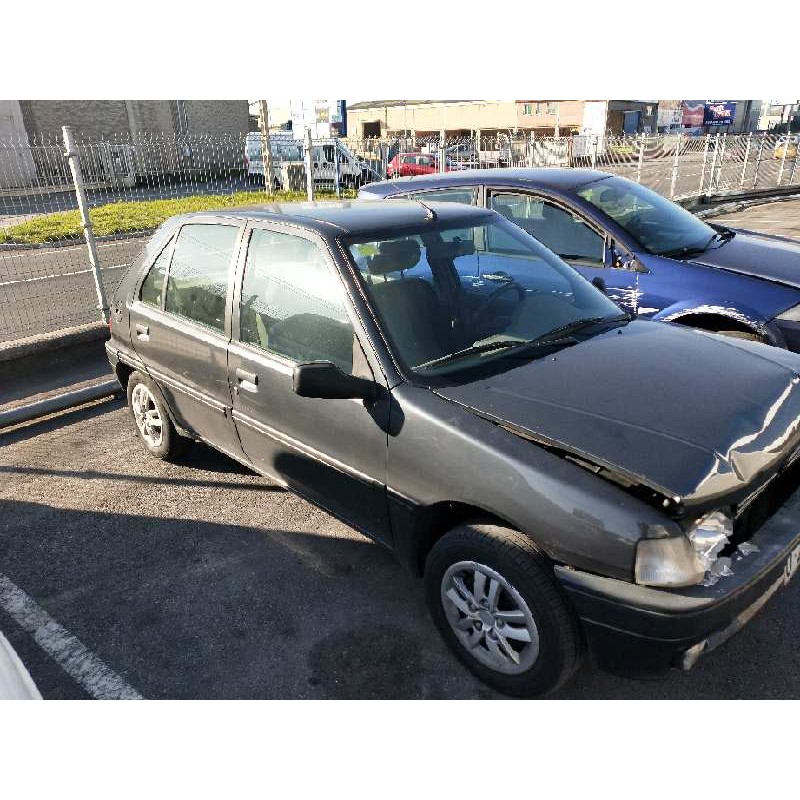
[
  {"x1": 425, "y1": 522, "x2": 582, "y2": 697},
  {"x1": 126, "y1": 370, "x2": 190, "y2": 461}
]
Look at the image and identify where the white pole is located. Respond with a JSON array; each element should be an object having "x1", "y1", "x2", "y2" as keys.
[
  {"x1": 62, "y1": 126, "x2": 109, "y2": 325},
  {"x1": 636, "y1": 136, "x2": 644, "y2": 183},
  {"x1": 778, "y1": 131, "x2": 789, "y2": 185},
  {"x1": 715, "y1": 133, "x2": 727, "y2": 191},
  {"x1": 739, "y1": 132, "x2": 752, "y2": 189},
  {"x1": 258, "y1": 100, "x2": 274, "y2": 194},
  {"x1": 669, "y1": 133, "x2": 681, "y2": 198},
  {"x1": 752, "y1": 133, "x2": 766, "y2": 189},
  {"x1": 698, "y1": 133, "x2": 711, "y2": 196},
  {"x1": 304, "y1": 127, "x2": 314, "y2": 201}
]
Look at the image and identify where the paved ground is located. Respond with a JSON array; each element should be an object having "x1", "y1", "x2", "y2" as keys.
[
  {"x1": 713, "y1": 197, "x2": 800, "y2": 239},
  {"x1": 1, "y1": 399, "x2": 799, "y2": 699}
]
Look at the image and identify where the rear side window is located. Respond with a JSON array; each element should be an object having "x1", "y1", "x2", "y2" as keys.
[
  {"x1": 412, "y1": 187, "x2": 475, "y2": 204},
  {"x1": 164, "y1": 224, "x2": 240, "y2": 332},
  {"x1": 139, "y1": 239, "x2": 172, "y2": 307},
  {"x1": 239, "y1": 229, "x2": 353, "y2": 372}
]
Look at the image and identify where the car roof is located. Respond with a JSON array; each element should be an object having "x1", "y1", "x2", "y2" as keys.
[
  {"x1": 359, "y1": 167, "x2": 613, "y2": 197},
  {"x1": 172, "y1": 199, "x2": 494, "y2": 236}
]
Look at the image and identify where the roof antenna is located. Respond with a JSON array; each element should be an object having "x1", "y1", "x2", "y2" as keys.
[
  {"x1": 413, "y1": 196, "x2": 437, "y2": 220},
  {"x1": 380, "y1": 142, "x2": 437, "y2": 220}
]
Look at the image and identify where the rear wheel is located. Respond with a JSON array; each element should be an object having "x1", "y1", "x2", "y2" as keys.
[
  {"x1": 127, "y1": 371, "x2": 190, "y2": 461},
  {"x1": 425, "y1": 522, "x2": 582, "y2": 697}
]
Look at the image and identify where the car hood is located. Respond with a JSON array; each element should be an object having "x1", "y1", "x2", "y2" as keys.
[
  {"x1": 434, "y1": 321, "x2": 800, "y2": 509},
  {"x1": 689, "y1": 230, "x2": 800, "y2": 289}
]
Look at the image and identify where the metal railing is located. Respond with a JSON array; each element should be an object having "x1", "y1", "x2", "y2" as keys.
[{"x1": 1, "y1": 127, "x2": 798, "y2": 347}]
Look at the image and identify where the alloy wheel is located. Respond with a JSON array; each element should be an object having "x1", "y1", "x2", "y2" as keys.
[
  {"x1": 440, "y1": 560, "x2": 540, "y2": 675},
  {"x1": 131, "y1": 383, "x2": 164, "y2": 448}
]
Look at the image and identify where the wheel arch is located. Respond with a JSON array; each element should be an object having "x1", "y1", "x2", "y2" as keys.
[
  {"x1": 654, "y1": 302, "x2": 782, "y2": 344},
  {"x1": 115, "y1": 361, "x2": 134, "y2": 391},
  {"x1": 399, "y1": 500, "x2": 544, "y2": 577}
]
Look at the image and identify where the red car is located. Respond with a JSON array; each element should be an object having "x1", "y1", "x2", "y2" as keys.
[{"x1": 387, "y1": 152, "x2": 444, "y2": 178}]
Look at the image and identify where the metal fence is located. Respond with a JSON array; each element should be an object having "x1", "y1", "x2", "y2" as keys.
[{"x1": 1, "y1": 127, "x2": 799, "y2": 347}]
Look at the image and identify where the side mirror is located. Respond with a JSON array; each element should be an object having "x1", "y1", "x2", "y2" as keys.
[
  {"x1": 293, "y1": 361, "x2": 376, "y2": 401},
  {"x1": 623, "y1": 257, "x2": 649, "y2": 273},
  {"x1": 591, "y1": 276, "x2": 608, "y2": 293}
]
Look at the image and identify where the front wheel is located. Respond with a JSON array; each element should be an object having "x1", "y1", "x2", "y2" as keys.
[{"x1": 425, "y1": 522, "x2": 582, "y2": 697}]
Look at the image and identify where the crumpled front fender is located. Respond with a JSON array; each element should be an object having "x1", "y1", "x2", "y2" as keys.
[{"x1": 652, "y1": 299, "x2": 785, "y2": 346}]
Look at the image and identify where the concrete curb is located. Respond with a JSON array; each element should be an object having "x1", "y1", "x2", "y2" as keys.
[
  {"x1": 0, "y1": 322, "x2": 109, "y2": 363},
  {"x1": 0, "y1": 379, "x2": 121, "y2": 429}
]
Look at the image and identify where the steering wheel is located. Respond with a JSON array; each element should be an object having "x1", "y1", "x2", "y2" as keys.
[{"x1": 471, "y1": 280, "x2": 527, "y2": 331}]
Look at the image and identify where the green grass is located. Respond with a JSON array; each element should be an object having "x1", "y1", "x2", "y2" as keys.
[{"x1": 0, "y1": 189, "x2": 356, "y2": 245}]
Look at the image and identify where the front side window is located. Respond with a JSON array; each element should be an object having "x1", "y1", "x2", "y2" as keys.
[
  {"x1": 163, "y1": 224, "x2": 239, "y2": 332},
  {"x1": 239, "y1": 229, "x2": 353, "y2": 373},
  {"x1": 346, "y1": 216, "x2": 624, "y2": 378},
  {"x1": 577, "y1": 175, "x2": 716, "y2": 256},
  {"x1": 489, "y1": 192, "x2": 605, "y2": 265}
]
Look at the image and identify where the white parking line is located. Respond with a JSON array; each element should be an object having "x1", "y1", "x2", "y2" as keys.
[
  {"x1": 0, "y1": 240, "x2": 136, "y2": 260},
  {"x1": 0, "y1": 264, "x2": 128, "y2": 288},
  {"x1": 0, "y1": 573, "x2": 143, "y2": 700}
]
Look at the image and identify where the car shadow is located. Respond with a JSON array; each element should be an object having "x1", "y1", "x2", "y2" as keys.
[
  {"x1": 0, "y1": 497, "x2": 486, "y2": 700},
  {"x1": 1, "y1": 484, "x2": 798, "y2": 699}
]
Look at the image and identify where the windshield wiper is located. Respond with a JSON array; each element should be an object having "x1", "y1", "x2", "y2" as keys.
[
  {"x1": 535, "y1": 314, "x2": 630, "y2": 344},
  {"x1": 658, "y1": 227, "x2": 736, "y2": 259},
  {"x1": 714, "y1": 226, "x2": 736, "y2": 243},
  {"x1": 416, "y1": 336, "x2": 577, "y2": 370}
]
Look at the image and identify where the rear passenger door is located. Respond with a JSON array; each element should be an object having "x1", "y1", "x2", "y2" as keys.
[
  {"x1": 227, "y1": 224, "x2": 391, "y2": 543},
  {"x1": 129, "y1": 217, "x2": 245, "y2": 459}
]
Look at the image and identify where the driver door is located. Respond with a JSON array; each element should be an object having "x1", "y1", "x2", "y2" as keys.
[{"x1": 486, "y1": 190, "x2": 643, "y2": 315}]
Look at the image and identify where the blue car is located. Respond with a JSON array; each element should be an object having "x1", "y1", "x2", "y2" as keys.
[{"x1": 359, "y1": 168, "x2": 800, "y2": 351}]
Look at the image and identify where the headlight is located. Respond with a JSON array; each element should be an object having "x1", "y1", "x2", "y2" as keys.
[
  {"x1": 635, "y1": 509, "x2": 733, "y2": 588},
  {"x1": 635, "y1": 536, "x2": 705, "y2": 587},
  {"x1": 777, "y1": 304, "x2": 800, "y2": 322}
]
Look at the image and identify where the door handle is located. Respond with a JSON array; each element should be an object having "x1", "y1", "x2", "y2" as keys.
[
  {"x1": 134, "y1": 323, "x2": 149, "y2": 340},
  {"x1": 235, "y1": 367, "x2": 258, "y2": 393}
]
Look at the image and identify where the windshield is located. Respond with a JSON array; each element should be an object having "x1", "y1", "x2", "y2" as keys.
[
  {"x1": 345, "y1": 215, "x2": 624, "y2": 377},
  {"x1": 577, "y1": 175, "x2": 716, "y2": 256}
]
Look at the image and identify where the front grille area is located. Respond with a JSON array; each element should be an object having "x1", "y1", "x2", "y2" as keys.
[{"x1": 730, "y1": 456, "x2": 800, "y2": 549}]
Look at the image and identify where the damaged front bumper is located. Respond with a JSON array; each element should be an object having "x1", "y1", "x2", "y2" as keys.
[{"x1": 554, "y1": 485, "x2": 800, "y2": 676}]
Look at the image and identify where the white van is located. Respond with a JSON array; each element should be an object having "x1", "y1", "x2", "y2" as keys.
[{"x1": 244, "y1": 134, "x2": 371, "y2": 190}]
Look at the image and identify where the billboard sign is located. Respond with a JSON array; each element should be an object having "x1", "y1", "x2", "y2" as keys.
[
  {"x1": 704, "y1": 101, "x2": 736, "y2": 127},
  {"x1": 291, "y1": 100, "x2": 347, "y2": 139},
  {"x1": 682, "y1": 100, "x2": 705, "y2": 128}
]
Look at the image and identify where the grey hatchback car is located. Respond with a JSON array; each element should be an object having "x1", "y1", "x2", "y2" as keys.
[{"x1": 107, "y1": 200, "x2": 800, "y2": 696}]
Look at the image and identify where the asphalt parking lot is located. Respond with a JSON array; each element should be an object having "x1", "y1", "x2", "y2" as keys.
[
  {"x1": 2, "y1": 397, "x2": 799, "y2": 699},
  {"x1": 1, "y1": 196, "x2": 800, "y2": 700}
]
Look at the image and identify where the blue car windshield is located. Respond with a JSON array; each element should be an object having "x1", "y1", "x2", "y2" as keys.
[
  {"x1": 577, "y1": 176, "x2": 717, "y2": 256},
  {"x1": 346, "y1": 215, "x2": 624, "y2": 377}
]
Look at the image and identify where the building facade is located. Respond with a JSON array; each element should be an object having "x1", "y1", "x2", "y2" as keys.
[
  {"x1": 347, "y1": 99, "x2": 666, "y2": 141},
  {"x1": 17, "y1": 100, "x2": 250, "y2": 141}
]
